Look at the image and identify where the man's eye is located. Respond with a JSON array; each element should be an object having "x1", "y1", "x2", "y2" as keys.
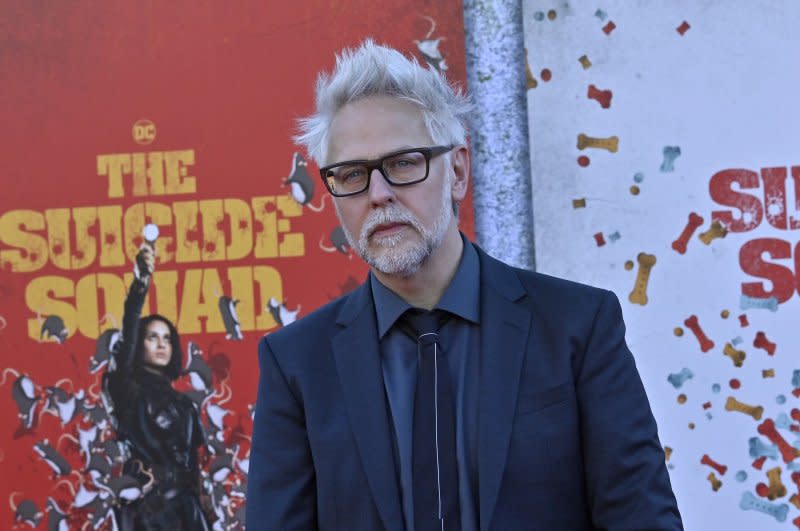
[
  {"x1": 386, "y1": 156, "x2": 420, "y2": 170},
  {"x1": 340, "y1": 169, "x2": 365, "y2": 181}
]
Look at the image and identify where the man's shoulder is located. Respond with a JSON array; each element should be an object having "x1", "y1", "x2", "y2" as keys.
[
  {"x1": 523, "y1": 268, "x2": 609, "y2": 299},
  {"x1": 479, "y1": 248, "x2": 611, "y2": 306}
]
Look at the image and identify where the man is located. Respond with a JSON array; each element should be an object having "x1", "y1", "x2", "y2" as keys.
[{"x1": 247, "y1": 40, "x2": 682, "y2": 530}]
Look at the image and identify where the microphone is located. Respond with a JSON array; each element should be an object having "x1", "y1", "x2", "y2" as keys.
[{"x1": 136, "y1": 224, "x2": 160, "y2": 279}]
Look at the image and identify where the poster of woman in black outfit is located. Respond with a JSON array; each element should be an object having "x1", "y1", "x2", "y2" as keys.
[{"x1": 104, "y1": 237, "x2": 212, "y2": 530}]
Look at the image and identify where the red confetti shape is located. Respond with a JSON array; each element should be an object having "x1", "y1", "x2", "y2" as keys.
[
  {"x1": 739, "y1": 314, "x2": 749, "y2": 327},
  {"x1": 587, "y1": 84, "x2": 612, "y2": 108},
  {"x1": 671, "y1": 212, "x2": 704, "y2": 254},
  {"x1": 730, "y1": 379, "x2": 741, "y2": 389},
  {"x1": 602, "y1": 21, "x2": 616, "y2": 35},
  {"x1": 703, "y1": 402, "x2": 712, "y2": 410},
  {"x1": 753, "y1": 331, "x2": 776, "y2": 355},
  {"x1": 756, "y1": 482, "x2": 770, "y2": 498},
  {"x1": 677, "y1": 21, "x2": 690, "y2": 35},
  {"x1": 540, "y1": 68, "x2": 552, "y2": 82},
  {"x1": 578, "y1": 155, "x2": 590, "y2": 167},
  {"x1": 758, "y1": 419, "x2": 800, "y2": 463},
  {"x1": 593, "y1": 232, "x2": 606, "y2": 247},
  {"x1": 684, "y1": 315, "x2": 715, "y2": 353},
  {"x1": 752, "y1": 456, "x2": 767, "y2": 470},
  {"x1": 701, "y1": 454, "x2": 727, "y2": 475}
]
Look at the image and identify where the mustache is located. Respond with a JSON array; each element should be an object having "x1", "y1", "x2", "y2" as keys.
[{"x1": 361, "y1": 206, "x2": 423, "y2": 239}]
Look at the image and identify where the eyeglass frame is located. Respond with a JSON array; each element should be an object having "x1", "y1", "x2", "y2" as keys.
[{"x1": 318, "y1": 145, "x2": 455, "y2": 197}]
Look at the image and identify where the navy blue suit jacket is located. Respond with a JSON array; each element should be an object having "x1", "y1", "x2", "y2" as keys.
[{"x1": 246, "y1": 246, "x2": 682, "y2": 530}]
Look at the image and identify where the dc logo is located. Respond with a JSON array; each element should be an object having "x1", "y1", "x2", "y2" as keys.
[{"x1": 132, "y1": 119, "x2": 156, "y2": 145}]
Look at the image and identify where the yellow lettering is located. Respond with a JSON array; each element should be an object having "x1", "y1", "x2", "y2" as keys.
[
  {"x1": 44, "y1": 208, "x2": 71, "y2": 270},
  {"x1": 144, "y1": 202, "x2": 174, "y2": 264},
  {"x1": 177, "y1": 268, "x2": 225, "y2": 334},
  {"x1": 0, "y1": 210, "x2": 48, "y2": 273},
  {"x1": 98, "y1": 205, "x2": 125, "y2": 268},
  {"x1": 252, "y1": 196, "x2": 278, "y2": 258},
  {"x1": 26, "y1": 276, "x2": 77, "y2": 341},
  {"x1": 123, "y1": 203, "x2": 146, "y2": 263},
  {"x1": 75, "y1": 275, "x2": 100, "y2": 338},
  {"x1": 95, "y1": 273, "x2": 126, "y2": 336},
  {"x1": 174, "y1": 201, "x2": 201, "y2": 263},
  {"x1": 97, "y1": 153, "x2": 132, "y2": 198},
  {"x1": 72, "y1": 207, "x2": 98, "y2": 269},
  {"x1": 164, "y1": 150, "x2": 197, "y2": 195},
  {"x1": 199, "y1": 199, "x2": 225, "y2": 261},
  {"x1": 225, "y1": 199, "x2": 253, "y2": 261},
  {"x1": 277, "y1": 196, "x2": 304, "y2": 257}
]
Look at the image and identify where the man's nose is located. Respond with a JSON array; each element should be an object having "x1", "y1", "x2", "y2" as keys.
[{"x1": 368, "y1": 168, "x2": 396, "y2": 206}]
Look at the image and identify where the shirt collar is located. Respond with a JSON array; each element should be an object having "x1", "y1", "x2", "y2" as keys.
[{"x1": 370, "y1": 233, "x2": 481, "y2": 339}]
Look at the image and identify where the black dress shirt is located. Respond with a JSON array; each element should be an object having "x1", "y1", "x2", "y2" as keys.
[{"x1": 370, "y1": 235, "x2": 481, "y2": 531}]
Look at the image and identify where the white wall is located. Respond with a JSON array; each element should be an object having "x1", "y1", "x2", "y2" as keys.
[{"x1": 523, "y1": 1, "x2": 800, "y2": 529}]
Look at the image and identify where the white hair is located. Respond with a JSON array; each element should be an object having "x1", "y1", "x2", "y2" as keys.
[{"x1": 294, "y1": 39, "x2": 473, "y2": 166}]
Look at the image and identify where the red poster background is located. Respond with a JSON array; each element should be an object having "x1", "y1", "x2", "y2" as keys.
[{"x1": 0, "y1": 1, "x2": 473, "y2": 528}]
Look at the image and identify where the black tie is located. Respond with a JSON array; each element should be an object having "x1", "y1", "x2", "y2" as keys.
[{"x1": 402, "y1": 309, "x2": 460, "y2": 531}]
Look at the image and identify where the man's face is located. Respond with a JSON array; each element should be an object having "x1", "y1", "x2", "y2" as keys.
[{"x1": 326, "y1": 96, "x2": 467, "y2": 277}]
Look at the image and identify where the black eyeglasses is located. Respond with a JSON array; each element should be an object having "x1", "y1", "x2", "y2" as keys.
[{"x1": 319, "y1": 145, "x2": 454, "y2": 197}]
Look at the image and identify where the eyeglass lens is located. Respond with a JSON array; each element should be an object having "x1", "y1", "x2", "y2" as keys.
[{"x1": 325, "y1": 150, "x2": 428, "y2": 195}]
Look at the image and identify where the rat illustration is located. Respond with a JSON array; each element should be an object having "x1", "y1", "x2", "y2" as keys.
[
  {"x1": 207, "y1": 403, "x2": 229, "y2": 434},
  {"x1": 43, "y1": 380, "x2": 82, "y2": 425},
  {"x1": 10, "y1": 493, "x2": 43, "y2": 527},
  {"x1": 101, "y1": 439, "x2": 128, "y2": 464},
  {"x1": 71, "y1": 480, "x2": 100, "y2": 510},
  {"x1": 39, "y1": 315, "x2": 69, "y2": 344},
  {"x1": 266, "y1": 297, "x2": 301, "y2": 327},
  {"x1": 415, "y1": 15, "x2": 448, "y2": 72},
  {"x1": 45, "y1": 496, "x2": 68, "y2": 531},
  {"x1": 82, "y1": 491, "x2": 117, "y2": 531},
  {"x1": 96, "y1": 463, "x2": 154, "y2": 503},
  {"x1": 59, "y1": 423, "x2": 98, "y2": 467},
  {"x1": 86, "y1": 451, "x2": 112, "y2": 482},
  {"x1": 319, "y1": 226, "x2": 353, "y2": 258},
  {"x1": 218, "y1": 295, "x2": 243, "y2": 341},
  {"x1": 183, "y1": 341, "x2": 214, "y2": 391},
  {"x1": 89, "y1": 327, "x2": 121, "y2": 373},
  {"x1": 283, "y1": 152, "x2": 327, "y2": 212},
  {"x1": 184, "y1": 388, "x2": 213, "y2": 411},
  {"x1": 3, "y1": 368, "x2": 41, "y2": 431},
  {"x1": 34, "y1": 439, "x2": 71, "y2": 476},
  {"x1": 209, "y1": 449, "x2": 235, "y2": 483}
]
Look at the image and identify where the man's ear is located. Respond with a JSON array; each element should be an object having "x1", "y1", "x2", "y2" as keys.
[{"x1": 450, "y1": 144, "x2": 470, "y2": 202}]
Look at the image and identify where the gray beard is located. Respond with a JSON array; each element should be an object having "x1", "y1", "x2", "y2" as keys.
[{"x1": 336, "y1": 183, "x2": 453, "y2": 277}]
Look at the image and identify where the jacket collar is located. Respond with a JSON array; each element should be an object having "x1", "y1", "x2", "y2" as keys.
[
  {"x1": 474, "y1": 245, "x2": 531, "y2": 531},
  {"x1": 332, "y1": 242, "x2": 531, "y2": 531}
]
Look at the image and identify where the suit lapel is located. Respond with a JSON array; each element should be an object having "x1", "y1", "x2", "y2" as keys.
[
  {"x1": 332, "y1": 282, "x2": 404, "y2": 531},
  {"x1": 475, "y1": 248, "x2": 531, "y2": 531}
]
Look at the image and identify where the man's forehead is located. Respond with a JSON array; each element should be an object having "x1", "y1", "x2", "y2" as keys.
[{"x1": 326, "y1": 96, "x2": 432, "y2": 163}]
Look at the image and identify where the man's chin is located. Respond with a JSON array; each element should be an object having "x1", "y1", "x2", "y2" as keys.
[{"x1": 368, "y1": 229, "x2": 408, "y2": 249}]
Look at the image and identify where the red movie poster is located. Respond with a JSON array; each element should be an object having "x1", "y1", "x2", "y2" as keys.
[{"x1": 0, "y1": 2, "x2": 472, "y2": 528}]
